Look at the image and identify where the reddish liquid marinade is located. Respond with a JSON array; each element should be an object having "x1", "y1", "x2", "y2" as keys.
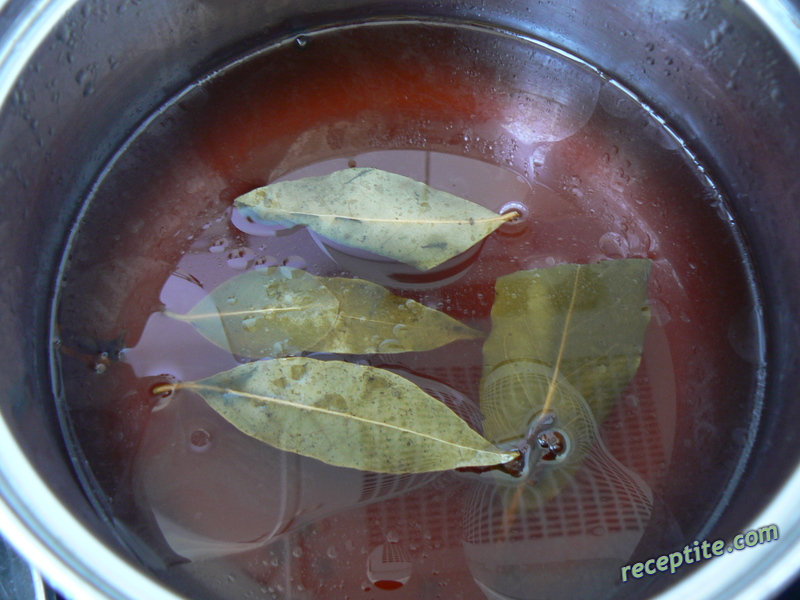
[{"x1": 53, "y1": 21, "x2": 762, "y2": 600}]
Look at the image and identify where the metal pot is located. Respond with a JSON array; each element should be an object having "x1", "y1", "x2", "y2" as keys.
[{"x1": 0, "y1": 0, "x2": 799, "y2": 598}]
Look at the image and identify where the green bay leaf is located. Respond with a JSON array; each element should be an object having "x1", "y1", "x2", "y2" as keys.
[
  {"x1": 166, "y1": 267, "x2": 481, "y2": 358},
  {"x1": 181, "y1": 357, "x2": 517, "y2": 473},
  {"x1": 234, "y1": 167, "x2": 515, "y2": 271},
  {"x1": 480, "y1": 259, "x2": 652, "y2": 444},
  {"x1": 308, "y1": 277, "x2": 483, "y2": 354},
  {"x1": 166, "y1": 267, "x2": 339, "y2": 358}
]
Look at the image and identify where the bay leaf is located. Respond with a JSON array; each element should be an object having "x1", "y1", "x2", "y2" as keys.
[
  {"x1": 166, "y1": 267, "x2": 481, "y2": 358},
  {"x1": 480, "y1": 259, "x2": 651, "y2": 444},
  {"x1": 234, "y1": 167, "x2": 516, "y2": 271},
  {"x1": 308, "y1": 277, "x2": 483, "y2": 354},
  {"x1": 165, "y1": 267, "x2": 340, "y2": 358},
  {"x1": 175, "y1": 357, "x2": 518, "y2": 473}
]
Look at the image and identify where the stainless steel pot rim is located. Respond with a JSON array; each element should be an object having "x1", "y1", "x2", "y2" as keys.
[
  {"x1": 0, "y1": 0, "x2": 73, "y2": 105},
  {"x1": 0, "y1": 416, "x2": 179, "y2": 600},
  {"x1": 658, "y1": 469, "x2": 800, "y2": 600},
  {"x1": 5, "y1": 418, "x2": 800, "y2": 599},
  {"x1": 1, "y1": 0, "x2": 799, "y2": 598},
  {"x1": 743, "y1": 0, "x2": 800, "y2": 67}
]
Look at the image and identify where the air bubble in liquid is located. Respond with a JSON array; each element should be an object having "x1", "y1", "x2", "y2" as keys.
[
  {"x1": 227, "y1": 247, "x2": 254, "y2": 270},
  {"x1": 231, "y1": 208, "x2": 285, "y2": 236},
  {"x1": 209, "y1": 237, "x2": 229, "y2": 253},
  {"x1": 242, "y1": 316, "x2": 261, "y2": 332},
  {"x1": 254, "y1": 255, "x2": 279, "y2": 269},
  {"x1": 392, "y1": 324, "x2": 409, "y2": 336},
  {"x1": 378, "y1": 339, "x2": 405, "y2": 353},
  {"x1": 598, "y1": 231, "x2": 629, "y2": 259},
  {"x1": 283, "y1": 255, "x2": 307, "y2": 270}
]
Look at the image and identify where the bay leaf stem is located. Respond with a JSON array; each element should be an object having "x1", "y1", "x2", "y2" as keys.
[
  {"x1": 455, "y1": 446, "x2": 527, "y2": 477},
  {"x1": 541, "y1": 266, "x2": 581, "y2": 415},
  {"x1": 273, "y1": 211, "x2": 520, "y2": 226},
  {"x1": 162, "y1": 307, "x2": 305, "y2": 322},
  {"x1": 151, "y1": 382, "x2": 177, "y2": 396}
]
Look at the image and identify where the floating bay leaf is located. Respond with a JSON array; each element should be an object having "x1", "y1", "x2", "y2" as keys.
[
  {"x1": 476, "y1": 260, "x2": 652, "y2": 520},
  {"x1": 234, "y1": 168, "x2": 515, "y2": 271},
  {"x1": 177, "y1": 357, "x2": 517, "y2": 473},
  {"x1": 166, "y1": 267, "x2": 481, "y2": 358},
  {"x1": 480, "y1": 259, "x2": 651, "y2": 444},
  {"x1": 309, "y1": 277, "x2": 483, "y2": 354},
  {"x1": 165, "y1": 267, "x2": 339, "y2": 358}
]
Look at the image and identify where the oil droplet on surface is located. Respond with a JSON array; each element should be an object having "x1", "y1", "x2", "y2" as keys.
[{"x1": 189, "y1": 429, "x2": 211, "y2": 451}]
